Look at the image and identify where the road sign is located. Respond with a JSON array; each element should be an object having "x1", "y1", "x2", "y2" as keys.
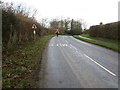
[
  {"x1": 33, "y1": 30, "x2": 36, "y2": 34},
  {"x1": 56, "y1": 29, "x2": 59, "y2": 31},
  {"x1": 32, "y1": 24, "x2": 37, "y2": 29}
]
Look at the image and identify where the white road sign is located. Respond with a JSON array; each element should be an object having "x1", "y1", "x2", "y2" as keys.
[
  {"x1": 32, "y1": 24, "x2": 37, "y2": 29},
  {"x1": 33, "y1": 30, "x2": 36, "y2": 34}
]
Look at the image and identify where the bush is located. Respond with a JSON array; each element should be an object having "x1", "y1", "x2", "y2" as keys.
[
  {"x1": 2, "y1": 2, "x2": 54, "y2": 48},
  {"x1": 88, "y1": 22, "x2": 119, "y2": 40}
]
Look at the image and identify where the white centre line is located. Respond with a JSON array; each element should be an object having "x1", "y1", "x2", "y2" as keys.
[{"x1": 84, "y1": 54, "x2": 116, "y2": 76}]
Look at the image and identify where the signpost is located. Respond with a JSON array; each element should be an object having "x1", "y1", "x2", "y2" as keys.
[
  {"x1": 56, "y1": 29, "x2": 59, "y2": 31},
  {"x1": 32, "y1": 24, "x2": 37, "y2": 40}
]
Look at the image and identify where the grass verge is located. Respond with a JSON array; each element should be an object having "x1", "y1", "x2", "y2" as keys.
[
  {"x1": 81, "y1": 34, "x2": 120, "y2": 44},
  {"x1": 73, "y1": 35, "x2": 120, "y2": 52},
  {"x1": 2, "y1": 35, "x2": 54, "y2": 88}
]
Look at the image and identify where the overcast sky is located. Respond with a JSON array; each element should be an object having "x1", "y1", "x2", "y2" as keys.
[{"x1": 3, "y1": 0, "x2": 119, "y2": 28}]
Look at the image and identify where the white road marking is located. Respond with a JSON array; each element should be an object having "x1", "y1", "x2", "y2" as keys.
[
  {"x1": 71, "y1": 37, "x2": 92, "y2": 46},
  {"x1": 65, "y1": 40, "x2": 68, "y2": 43},
  {"x1": 57, "y1": 44, "x2": 59, "y2": 46},
  {"x1": 49, "y1": 44, "x2": 53, "y2": 46},
  {"x1": 63, "y1": 44, "x2": 66, "y2": 46},
  {"x1": 70, "y1": 44, "x2": 77, "y2": 51},
  {"x1": 84, "y1": 54, "x2": 116, "y2": 76},
  {"x1": 60, "y1": 44, "x2": 62, "y2": 46},
  {"x1": 56, "y1": 44, "x2": 68, "y2": 47}
]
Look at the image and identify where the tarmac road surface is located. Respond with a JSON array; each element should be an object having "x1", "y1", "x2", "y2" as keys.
[{"x1": 40, "y1": 35, "x2": 118, "y2": 88}]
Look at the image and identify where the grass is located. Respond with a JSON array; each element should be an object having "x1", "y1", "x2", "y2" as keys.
[
  {"x1": 81, "y1": 34, "x2": 120, "y2": 44},
  {"x1": 2, "y1": 35, "x2": 55, "y2": 88},
  {"x1": 73, "y1": 35, "x2": 120, "y2": 52}
]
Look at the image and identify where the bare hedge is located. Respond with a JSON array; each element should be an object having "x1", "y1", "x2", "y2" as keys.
[
  {"x1": 2, "y1": 2, "x2": 54, "y2": 47},
  {"x1": 88, "y1": 21, "x2": 119, "y2": 40}
]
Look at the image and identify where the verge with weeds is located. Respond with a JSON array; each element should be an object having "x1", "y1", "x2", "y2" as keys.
[
  {"x1": 73, "y1": 35, "x2": 120, "y2": 52},
  {"x1": 2, "y1": 35, "x2": 54, "y2": 88},
  {"x1": 80, "y1": 34, "x2": 120, "y2": 44}
]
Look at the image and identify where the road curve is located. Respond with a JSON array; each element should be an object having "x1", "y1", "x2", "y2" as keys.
[{"x1": 40, "y1": 35, "x2": 118, "y2": 88}]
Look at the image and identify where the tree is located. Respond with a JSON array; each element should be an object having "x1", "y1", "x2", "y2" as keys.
[
  {"x1": 49, "y1": 18, "x2": 83, "y2": 35},
  {"x1": 70, "y1": 19, "x2": 82, "y2": 35}
]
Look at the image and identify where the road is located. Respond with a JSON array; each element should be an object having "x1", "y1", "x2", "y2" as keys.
[{"x1": 40, "y1": 35, "x2": 118, "y2": 88}]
